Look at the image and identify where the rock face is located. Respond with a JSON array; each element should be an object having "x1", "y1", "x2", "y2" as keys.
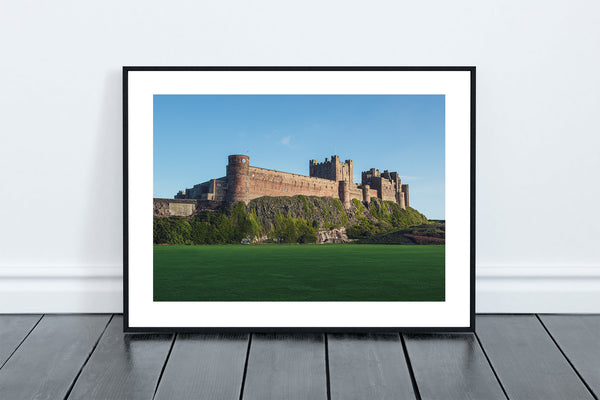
[
  {"x1": 246, "y1": 195, "x2": 355, "y2": 230},
  {"x1": 245, "y1": 195, "x2": 427, "y2": 233},
  {"x1": 317, "y1": 227, "x2": 349, "y2": 244}
]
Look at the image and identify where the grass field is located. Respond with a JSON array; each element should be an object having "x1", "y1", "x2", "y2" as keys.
[{"x1": 154, "y1": 244, "x2": 444, "y2": 302}]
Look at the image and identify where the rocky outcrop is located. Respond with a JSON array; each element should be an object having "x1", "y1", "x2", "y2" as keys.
[{"x1": 317, "y1": 227, "x2": 350, "y2": 244}]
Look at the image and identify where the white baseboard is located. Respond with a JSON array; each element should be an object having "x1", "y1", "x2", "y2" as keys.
[
  {"x1": 0, "y1": 267, "x2": 123, "y2": 313},
  {"x1": 0, "y1": 266, "x2": 599, "y2": 314},
  {"x1": 476, "y1": 266, "x2": 600, "y2": 313}
]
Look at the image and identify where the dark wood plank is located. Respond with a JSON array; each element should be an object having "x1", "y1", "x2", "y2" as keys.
[
  {"x1": 155, "y1": 333, "x2": 248, "y2": 400},
  {"x1": 0, "y1": 314, "x2": 110, "y2": 400},
  {"x1": 539, "y1": 314, "x2": 600, "y2": 398},
  {"x1": 242, "y1": 333, "x2": 327, "y2": 400},
  {"x1": 66, "y1": 315, "x2": 173, "y2": 400},
  {"x1": 328, "y1": 333, "x2": 416, "y2": 400},
  {"x1": 476, "y1": 315, "x2": 594, "y2": 400},
  {"x1": 0, "y1": 314, "x2": 41, "y2": 367},
  {"x1": 404, "y1": 333, "x2": 506, "y2": 400}
]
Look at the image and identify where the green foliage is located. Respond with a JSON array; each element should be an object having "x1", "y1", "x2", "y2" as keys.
[
  {"x1": 352, "y1": 198, "x2": 363, "y2": 214},
  {"x1": 355, "y1": 222, "x2": 445, "y2": 245},
  {"x1": 334, "y1": 199, "x2": 348, "y2": 226},
  {"x1": 190, "y1": 210, "x2": 233, "y2": 244},
  {"x1": 154, "y1": 203, "x2": 264, "y2": 245},
  {"x1": 154, "y1": 196, "x2": 429, "y2": 245},
  {"x1": 299, "y1": 195, "x2": 310, "y2": 216},
  {"x1": 346, "y1": 200, "x2": 428, "y2": 240},
  {"x1": 153, "y1": 217, "x2": 192, "y2": 245},
  {"x1": 271, "y1": 215, "x2": 318, "y2": 243},
  {"x1": 229, "y1": 202, "x2": 261, "y2": 241},
  {"x1": 368, "y1": 199, "x2": 427, "y2": 229},
  {"x1": 346, "y1": 216, "x2": 383, "y2": 239}
]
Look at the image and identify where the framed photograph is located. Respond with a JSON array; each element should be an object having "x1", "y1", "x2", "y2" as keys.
[{"x1": 123, "y1": 67, "x2": 475, "y2": 332}]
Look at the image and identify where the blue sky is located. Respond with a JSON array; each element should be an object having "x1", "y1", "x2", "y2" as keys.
[{"x1": 154, "y1": 95, "x2": 445, "y2": 219}]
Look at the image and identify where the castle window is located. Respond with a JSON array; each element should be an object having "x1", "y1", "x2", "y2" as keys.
[{"x1": 216, "y1": 183, "x2": 221, "y2": 187}]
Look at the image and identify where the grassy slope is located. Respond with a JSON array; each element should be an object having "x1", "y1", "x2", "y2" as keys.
[
  {"x1": 154, "y1": 244, "x2": 444, "y2": 302},
  {"x1": 356, "y1": 222, "x2": 446, "y2": 244}
]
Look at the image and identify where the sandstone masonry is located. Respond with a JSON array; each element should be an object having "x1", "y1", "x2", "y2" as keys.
[{"x1": 172, "y1": 155, "x2": 409, "y2": 210}]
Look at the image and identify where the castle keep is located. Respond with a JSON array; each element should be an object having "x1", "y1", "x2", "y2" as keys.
[{"x1": 173, "y1": 155, "x2": 409, "y2": 210}]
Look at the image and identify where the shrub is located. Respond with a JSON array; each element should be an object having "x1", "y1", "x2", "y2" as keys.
[
  {"x1": 271, "y1": 215, "x2": 318, "y2": 243},
  {"x1": 153, "y1": 216, "x2": 192, "y2": 244}
]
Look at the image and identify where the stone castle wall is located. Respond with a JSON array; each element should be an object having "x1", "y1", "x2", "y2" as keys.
[
  {"x1": 153, "y1": 198, "x2": 223, "y2": 217},
  {"x1": 168, "y1": 154, "x2": 409, "y2": 212},
  {"x1": 364, "y1": 187, "x2": 378, "y2": 201},
  {"x1": 380, "y1": 180, "x2": 397, "y2": 202},
  {"x1": 245, "y1": 166, "x2": 340, "y2": 202},
  {"x1": 348, "y1": 185, "x2": 363, "y2": 202}
]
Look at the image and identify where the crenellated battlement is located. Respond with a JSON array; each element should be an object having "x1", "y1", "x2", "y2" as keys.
[{"x1": 309, "y1": 155, "x2": 353, "y2": 183}]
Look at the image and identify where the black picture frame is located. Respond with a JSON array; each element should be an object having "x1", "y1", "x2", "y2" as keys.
[{"x1": 123, "y1": 66, "x2": 475, "y2": 333}]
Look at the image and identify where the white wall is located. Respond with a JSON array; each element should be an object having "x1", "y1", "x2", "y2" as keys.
[{"x1": 1, "y1": 0, "x2": 599, "y2": 313}]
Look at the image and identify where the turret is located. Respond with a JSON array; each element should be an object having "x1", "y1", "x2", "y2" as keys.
[
  {"x1": 338, "y1": 181, "x2": 350, "y2": 209},
  {"x1": 362, "y1": 184, "x2": 370, "y2": 202},
  {"x1": 226, "y1": 155, "x2": 250, "y2": 204},
  {"x1": 401, "y1": 184, "x2": 409, "y2": 208},
  {"x1": 398, "y1": 192, "x2": 406, "y2": 209}
]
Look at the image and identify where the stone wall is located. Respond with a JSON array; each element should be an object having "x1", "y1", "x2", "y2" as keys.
[
  {"x1": 153, "y1": 198, "x2": 223, "y2": 217},
  {"x1": 365, "y1": 187, "x2": 378, "y2": 201},
  {"x1": 171, "y1": 154, "x2": 408, "y2": 211},
  {"x1": 246, "y1": 166, "x2": 340, "y2": 201},
  {"x1": 348, "y1": 185, "x2": 363, "y2": 202},
  {"x1": 380, "y1": 180, "x2": 397, "y2": 202}
]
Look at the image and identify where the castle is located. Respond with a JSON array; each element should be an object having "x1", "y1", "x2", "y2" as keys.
[{"x1": 174, "y1": 155, "x2": 409, "y2": 210}]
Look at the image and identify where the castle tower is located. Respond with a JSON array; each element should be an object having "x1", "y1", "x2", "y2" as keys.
[
  {"x1": 401, "y1": 184, "x2": 409, "y2": 208},
  {"x1": 310, "y1": 155, "x2": 353, "y2": 183},
  {"x1": 226, "y1": 155, "x2": 250, "y2": 204},
  {"x1": 398, "y1": 192, "x2": 406, "y2": 210},
  {"x1": 361, "y1": 184, "x2": 370, "y2": 202},
  {"x1": 343, "y1": 159, "x2": 353, "y2": 183},
  {"x1": 338, "y1": 181, "x2": 351, "y2": 209}
]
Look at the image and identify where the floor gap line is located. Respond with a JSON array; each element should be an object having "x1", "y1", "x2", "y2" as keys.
[
  {"x1": 238, "y1": 333, "x2": 253, "y2": 400},
  {"x1": 535, "y1": 314, "x2": 598, "y2": 400},
  {"x1": 400, "y1": 333, "x2": 422, "y2": 400},
  {"x1": 325, "y1": 334, "x2": 332, "y2": 400},
  {"x1": 63, "y1": 314, "x2": 114, "y2": 400},
  {"x1": 152, "y1": 332, "x2": 177, "y2": 400},
  {"x1": 0, "y1": 314, "x2": 44, "y2": 371},
  {"x1": 474, "y1": 331, "x2": 510, "y2": 400}
]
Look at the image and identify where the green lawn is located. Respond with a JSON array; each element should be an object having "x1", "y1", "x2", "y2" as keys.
[{"x1": 154, "y1": 244, "x2": 444, "y2": 302}]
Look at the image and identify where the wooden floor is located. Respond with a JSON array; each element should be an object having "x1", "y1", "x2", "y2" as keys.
[{"x1": 0, "y1": 315, "x2": 598, "y2": 399}]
